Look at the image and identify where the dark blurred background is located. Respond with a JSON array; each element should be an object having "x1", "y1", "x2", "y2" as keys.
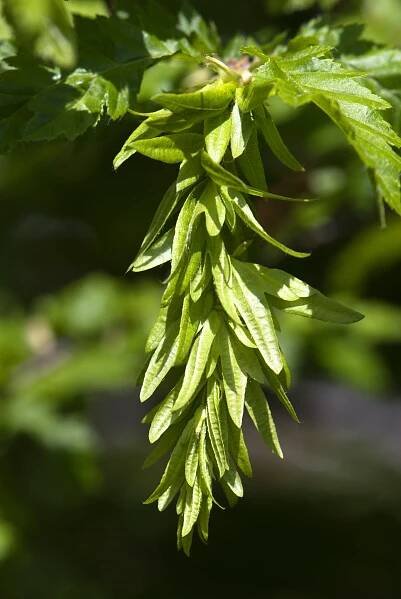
[{"x1": 1, "y1": 1, "x2": 401, "y2": 597}]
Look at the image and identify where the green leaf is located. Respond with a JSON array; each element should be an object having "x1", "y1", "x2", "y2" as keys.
[
  {"x1": 208, "y1": 236, "x2": 240, "y2": 324},
  {"x1": 271, "y1": 293, "x2": 364, "y2": 324},
  {"x1": 182, "y1": 478, "x2": 202, "y2": 537},
  {"x1": 204, "y1": 108, "x2": 232, "y2": 163},
  {"x1": 237, "y1": 127, "x2": 267, "y2": 189},
  {"x1": 254, "y1": 104, "x2": 304, "y2": 171},
  {"x1": 197, "y1": 495, "x2": 213, "y2": 543},
  {"x1": 230, "y1": 336, "x2": 265, "y2": 384},
  {"x1": 145, "y1": 299, "x2": 180, "y2": 354},
  {"x1": 250, "y1": 264, "x2": 314, "y2": 301},
  {"x1": 203, "y1": 152, "x2": 312, "y2": 207},
  {"x1": 141, "y1": 328, "x2": 179, "y2": 402},
  {"x1": 173, "y1": 312, "x2": 221, "y2": 412},
  {"x1": 158, "y1": 480, "x2": 182, "y2": 512},
  {"x1": 113, "y1": 121, "x2": 159, "y2": 170},
  {"x1": 184, "y1": 455, "x2": 199, "y2": 495},
  {"x1": 132, "y1": 133, "x2": 204, "y2": 164},
  {"x1": 227, "y1": 320, "x2": 257, "y2": 349},
  {"x1": 228, "y1": 422, "x2": 253, "y2": 478},
  {"x1": 222, "y1": 187, "x2": 310, "y2": 258},
  {"x1": 198, "y1": 182, "x2": 226, "y2": 237},
  {"x1": 139, "y1": 183, "x2": 182, "y2": 255},
  {"x1": 0, "y1": 15, "x2": 153, "y2": 151},
  {"x1": 263, "y1": 365, "x2": 299, "y2": 423},
  {"x1": 5, "y1": 0, "x2": 76, "y2": 68},
  {"x1": 236, "y1": 78, "x2": 272, "y2": 113},
  {"x1": 206, "y1": 377, "x2": 228, "y2": 478},
  {"x1": 245, "y1": 380, "x2": 283, "y2": 458},
  {"x1": 144, "y1": 419, "x2": 193, "y2": 504},
  {"x1": 175, "y1": 293, "x2": 201, "y2": 365},
  {"x1": 201, "y1": 150, "x2": 249, "y2": 192},
  {"x1": 222, "y1": 464, "x2": 243, "y2": 498},
  {"x1": 345, "y1": 49, "x2": 401, "y2": 79},
  {"x1": 198, "y1": 421, "x2": 214, "y2": 498},
  {"x1": 170, "y1": 186, "x2": 201, "y2": 274},
  {"x1": 146, "y1": 107, "x2": 214, "y2": 132},
  {"x1": 130, "y1": 228, "x2": 173, "y2": 272},
  {"x1": 185, "y1": 429, "x2": 201, "y2": 487},
  {"x1": 177, "y1": 153, "x2": 203, "y2": 192},
  {"x1": 232, "y1": 261, "x2": 283, "y2": 375},
  {"x1": 153, "y1": 80, "x2": 236, "y2": 112},
  {"x1": 230, "y1": 102, "x2": 254, "y2": 159},
  {"x1": 143, "y1": 421, "x2": 186, "y2": 470},
  {"x1": 257, "y1": 54, "x2": 390, "y2": 109},
  {"x1": 218, "y1": 326, "x2": 247, "y2": 428},
  {"x1": 190, "y1": 256, "x2": 211, "y2": 303},
  {"x1": 149, "y1": 378, "x2": 185, "y2": 444}
]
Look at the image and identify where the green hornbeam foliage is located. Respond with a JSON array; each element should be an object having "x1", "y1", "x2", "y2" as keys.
[{"x1": 1, "y1": 1, "x2": 401, "y2": 554}]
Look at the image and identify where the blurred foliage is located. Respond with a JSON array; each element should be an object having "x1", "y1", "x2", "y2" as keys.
[{"x1": 0, "y1": 0, "x2": 400, "y2": 594}]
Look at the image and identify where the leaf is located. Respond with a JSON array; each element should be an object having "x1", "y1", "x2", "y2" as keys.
[
  {"x1": 251, "y1": 44, "x2": 401, "y2": 213},
  {"x1": 204, "y1": 108, "x2": 232, "y2": 163},
  {"x1": 230, "y1": 102, "x2": 254, "y2": 159},
  {"x1": 208, "y1": 236, "x2": 240, "y2": 324},
  {"x1": 175, "y1": 293, "x2": 201, "y2": 365},
  {"x1": 228, "y1": 421, "x2": 253, "y2": 478},
  {"x1": 201, "y1": 150, "x2": 249, "y2": 192},
  {"x1": 236, "y1": 77, "x2": 272, "y2": 113},
  {"x1": 345, "y1": 49, "x2": 401, "y2": 79},
  {"x1": 222, "y1": 187, "x2": 310, "y2": 258},
  {"x1": 222, "y1": 464, "x2": 243, "y2": 498},
  {"x1": 315, "y1": 96, "x2": 401, "y2": 215},
  {"x1": 132, "y1": 133, "x2": 204, "y2": 164},
  {"x1": 153, "y1": 80, "x2": 236, "y2": 112},
  {"x1": 185, "y1": 449, "x2": 200, "y2": 493},
  {"x1": 113, "y1": 121, "x2": 159, "y2": 170},
  {"x1": 203, "y1": 152, "x2": 312, "y2": 207},
  {"x1": 5, "y1": 0, "x2": 76, "y2": 68},
  {"x1": 0, "y1": 15, "x2": 153, "y2": 151},
  {"x1": 147, "y1": 107, "x2": 213, "y2": 132},
  {"x1": 271, "y1": 293, "x2": 364, "y2": 324},
  {"x1": 158, "y1": 480, "x2": 182, "y2": 512},
  {"x1": 230, "y1": 335, "x2": 265, "y2": 384},
  {"x1": 139, "y1": 183, "x2": 182, "y2": 255},
  {"x1": 144, "y1": 419, "x2": 193, "y2": 504},
  {"x1": 149, "y1": 378, "x2": 184, "y2": 443},
  {"x1": 130, "y1": 228, "x2": 173, "y2": 272},
  {"x1": 145, "y1": 299, "x2": 180, "y2": 354},
  {"x1": 227, "y1": 320, "x2": 257, "y2": 349},
  {"x1": 198, "y1": 181, "x2": 226, "y2": 237},
  {"x1": 185, "y1": 432, "x2": 200, "y2": 487},
  {"x1": 140, "y1": 328, "x2": 179, "y2": 402},
  {"x1": 182, "y1": 478, "x2": 202, "y2": 537},
  {"x1": 231, "y1": 262, "x2": 283, "y2": 375},
  {"x1": 177, "y1": 153, "x2": 203, "y2": 192},
  {"x1": 197, "y1": 495, "x2": 213, "y2": 543},
  {"x1": 206, "y1": 377, "x2": 228, "y2": 478},
  {"x1": 170, "y1": 186, "x2": 201, "y2": 274},
  {"x1": 143, "y1": 421, "x2": 186, "y2": 470},
  {"x1": 173, "y1": 312, "x2": 221, "y2": 412},
  {"x1": 198, "y1": 422, "x2": 214, "y2": 498},
  {"x1": 250, "y1": 263, "x2": 315, "y2": 301},
  {"x1": 218, "y1": 326, "x2": 247, "y2": 428},
  {"x1": 263, "y1": 365, "x2": 300, "y2": 423},
  {"x1": 254, "y1": 104, "x2": 304, "y2": 171},
  {"x1": 245, "y1": 380, "x2": 283, "y2": 458},
  {"x1": 190, "y1": 256, "x2": 211, "y2": 303},
  {"x1": 237, "y1": 127, "x2": 267, "y2": 189}
]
